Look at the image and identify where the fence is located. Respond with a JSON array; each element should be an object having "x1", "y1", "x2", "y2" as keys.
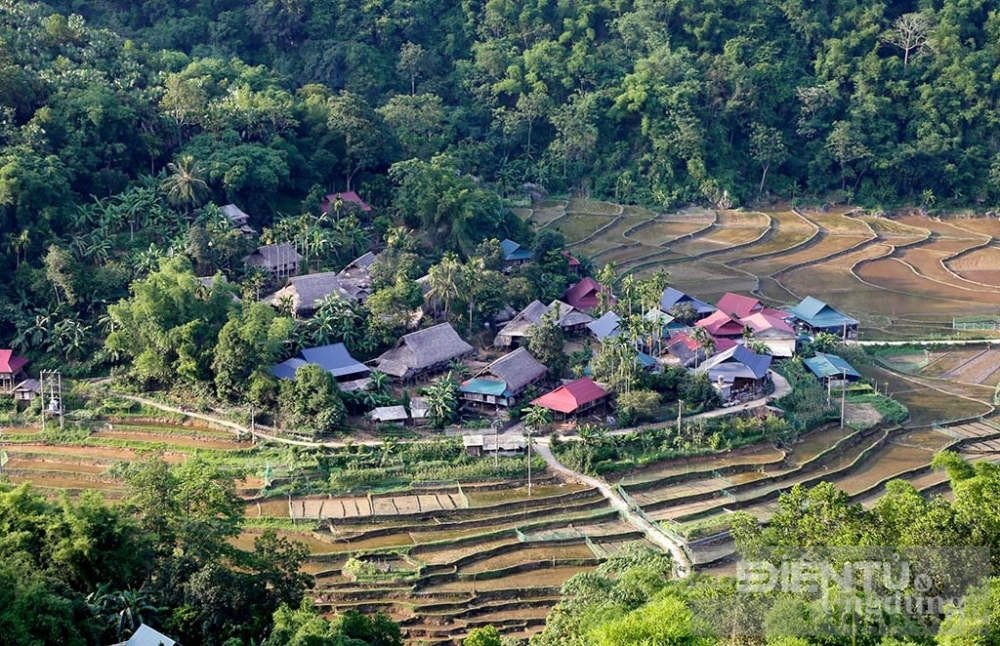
[{"x1": 953, "y1": 315, "x2": 1000, "y2": 331}]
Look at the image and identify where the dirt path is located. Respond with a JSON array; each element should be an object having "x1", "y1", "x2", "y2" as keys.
[
  {"x1": 532, "y1": 439, "x2": 693, "y2": 578},
  {"x1": 118, "y1": 394, "x2": 384, "y2": 448}
]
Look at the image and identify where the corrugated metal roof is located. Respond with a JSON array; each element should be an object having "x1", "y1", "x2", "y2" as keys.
[
  {"x1": 803, "y1": 352, "x2": 862, "y2": 379},
  {"x1": 301, "y1": 343, "x2": 370, "y2": 378},
  {"x1": 791, "y1": 296, "x2": 859, "y2": 327},
  {"x1": 531, "y1": 377, "x2": 609, "y2": 414},
  {"x1": 270, "y1": 357, "x2": 308, "y2": 380},
  {"x1": 587, "y1": 311, "x2": 622, "y2": 340}
]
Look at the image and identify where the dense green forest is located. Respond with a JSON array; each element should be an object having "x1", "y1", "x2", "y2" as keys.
[{"x1": 3, "y1": 0, "x2": 1000, "y2": 368}]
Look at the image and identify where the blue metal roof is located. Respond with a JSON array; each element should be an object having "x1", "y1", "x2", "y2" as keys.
[
  {"x1": 270, "y1": 357, "x2": 307, "y2": 380},
  {"x1": 300, "y1": 343, "x2": 370, "y2": 378},
  {"x1": 790, "y1": 296, "x2": 858, "y2": 329},
  {"x1": 501, "y1": 239, "x2": 532, "y2": 261},
  {"x1": 587, "y1": 311, "x2": 622, "y2": 340},
  {"x1": 803, "y1": 352, "x2": 862, "y2": 380},
  {"x1": 660, "y1": 287, "x2": 715, "y2": 315},
  {"x1": 699, "y1": 344, "x2": 772, "y2": 379},
  {"x1": 460, "y1": 378, "x2": 510, "y2": 397}
]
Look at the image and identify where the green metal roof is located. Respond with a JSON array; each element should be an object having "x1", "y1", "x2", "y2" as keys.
[
  {"x1": 459, "y1": 378, "x2": 510, "y2": 397},
  {"x1": 803, "y1": 352, "x2": 862, "y2": 379}
]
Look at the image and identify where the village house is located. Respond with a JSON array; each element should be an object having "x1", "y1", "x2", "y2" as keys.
[
  {"x1": 0, "y1": 349, "x2": 28, "y2": 393},
  {"x1": 789, "y1": 296, "x2": 859, "y2": 339},
  {"x1": 493, "y1": 300, "x2": 593, "y2": 348},
  {"x1": 531, "y1": 377, "x2": 611, "y2": 418},
  {"x1": 738, "y1": 312, "x2": 797, "y2": 357},
  {"x1": 697, "y1": 344, "x2": 772, "y2": 400},
  {"x1": 242, "y1": 243, "x2": 302, "y2": 280},
  {"x1": 269, "y1": 342, "x2": 369, "y2": 385},
  {"x1": 12, "y1": 379, "x2": 41, "y2": 402},
  {"x1": 459, "y1": 347, "x2": 548, "y2": 409},
  {"x1": 321, "y1": 191, "x2": 372, "y2": 216},
  {"x1": 561, "y1": 250, "x2": 582, "y2": 276},
  {"x1": 301, "y1": 343, "x2": 370, "y2": 382},
  {"x1": 659, "y1": 287, "x2": 715, "y2": 318},
  {"x1": 112, "y1": 623, "x2": 179, "y2": 646},
  {"x1": 804, "y1": 352, "x2": 862, "y2": 385},
  {"x1": 376, "y1": 323, "x2": 475, "y2": 380},
  {"x1": 663, "y1": 333, "x2": 736, "y2": 367},
  {"x1": 586, "y1": 311, "x2": 622, "y2": 342},
  {"x1": 263, "y1": 252, "x2": 375, "y2": 317},
  {"x1": 368, "y1": 405, "x2": 410, "y2": 425},
  {"x1": 695, "y1": 310, "x2": 746, "y2": 339},
  {"x1": 501, "y1": 239, "x2": 533, "y2": 267},
  {"x1": 463, "y1": 434, "x2": 526, "y2": 458},
  {"x1": 219, "y1": 203, "x2": 255, "y2": 234},
  {"x1": 563, "y1": 276, "x2": 613, "y2": 312}
]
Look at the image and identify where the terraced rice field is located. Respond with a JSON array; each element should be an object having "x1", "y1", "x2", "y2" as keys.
[{"x1": 948, "y1": 245, "x2": 1000, "y2": 287}]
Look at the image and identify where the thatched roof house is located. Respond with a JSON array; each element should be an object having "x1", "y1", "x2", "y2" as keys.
[
  {"x1": 376, "y1": 323, "x2": 475, "y2": 380},
  {"x1": 243, "y1": 244, "x2": 302, "y2": 279}
]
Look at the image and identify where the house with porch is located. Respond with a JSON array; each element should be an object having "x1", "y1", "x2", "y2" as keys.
[
  {"x1": 789, "y1": 296, "x2": 859, "y2": 339},
  {"x1": 376, "y1": 323, "x2": 475, "y2": 380},
  {"x1": 531, "y1": 377, "x2": 610, "y2": 418},
  {"x1": 493, "y1": 300, "x2": 593, "y2": 347},
  {"x1": 739, "y1": 312, "x2": 797, "y2": 357},
  {"x1": 459, "y1": 347, "x2": 548, "y2": 408},
  {"x1": 0, "y1": 349, "x2": 28, "y2": 393},
  {"x1": 697, "y1": 344, "x2": 772, "y2": 400},
  {"x1": 243, "y1": 244, "x2": 302, "y2": 280}
]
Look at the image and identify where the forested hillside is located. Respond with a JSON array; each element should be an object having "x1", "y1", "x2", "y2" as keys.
[{"x1": 7, "y1": 0, "x2": 1000, "y2": 219}]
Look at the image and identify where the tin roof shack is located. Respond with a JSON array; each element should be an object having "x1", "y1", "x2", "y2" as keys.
[
  {"x1": 463, "y1": 434, "x2": 526, "y2": 457},
  {"x1": 804, "y1": 352, "x2": 862, "y2": 385}
]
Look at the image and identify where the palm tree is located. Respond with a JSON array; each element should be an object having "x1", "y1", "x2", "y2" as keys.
[
  {"x1": 427, "y1": 252, "x2": 462, "y2": 318},
  {"x1": 161, "y1": 155, "x2": 209, "y2": 213},
  {"x1": 690, "y1": 325, "x2": 715, "y2": 368},
  {"x1": 522, "y1": 405, "x2": 552, "y2": 497}
]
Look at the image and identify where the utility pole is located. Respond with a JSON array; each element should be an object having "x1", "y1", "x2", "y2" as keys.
[
  {"x1": 250, "y1": 403, "x2": 256, "y2": 444},
  {"x1": 492, "y1": 418, "x2": 501, "y2": 471},
  {"x1": 677, "y1": 399, "x2": 684, "y2": 434},
  {"x1": 525, "y1": 428, "x2": 532, "y2": 498},
  {"x1": 840, "y1": 368, "x2": 847, "y2": 429}
]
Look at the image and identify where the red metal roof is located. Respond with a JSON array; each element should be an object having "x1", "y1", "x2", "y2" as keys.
[
  {"x1": 531, "y1": 377, "x2": 608, "y2": 414},
  {"x1": 696, "y1": 310, "x2": 745, "y2": 337},
  {"x1": 0, "y1": 349, "x2": 28, "y2": 374},
  {"x1": 716, "y1": 293, "x2": 762, "y2": 318},
  {"x1": 740, "y1": 312, "x2": 794, "y2": 334},
  {"x1": 561, "y1": 250, "x2": 581, "y2": 267},
  {"x1": 563, "y1": 277, "x2": 611, "y2": 311},
  {"x1": 322, "y1": 191, "x2": 372, "y2": 213}
]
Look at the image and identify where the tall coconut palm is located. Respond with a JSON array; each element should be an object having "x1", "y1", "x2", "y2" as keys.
[
  {"x1": 427, "y1": 252, "x2": 462, "y2": 318},
  {"x1": 161, "y1": 155, "x2": 209, "y2": 213}
]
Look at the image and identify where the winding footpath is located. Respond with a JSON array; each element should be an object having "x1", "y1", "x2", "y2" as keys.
[
  {"x1": 121, "y1": 373, "x2": 792, "y2": 576},
  {"x1": 532, "y1": 438, "x2": 693, "y2": 577}
]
